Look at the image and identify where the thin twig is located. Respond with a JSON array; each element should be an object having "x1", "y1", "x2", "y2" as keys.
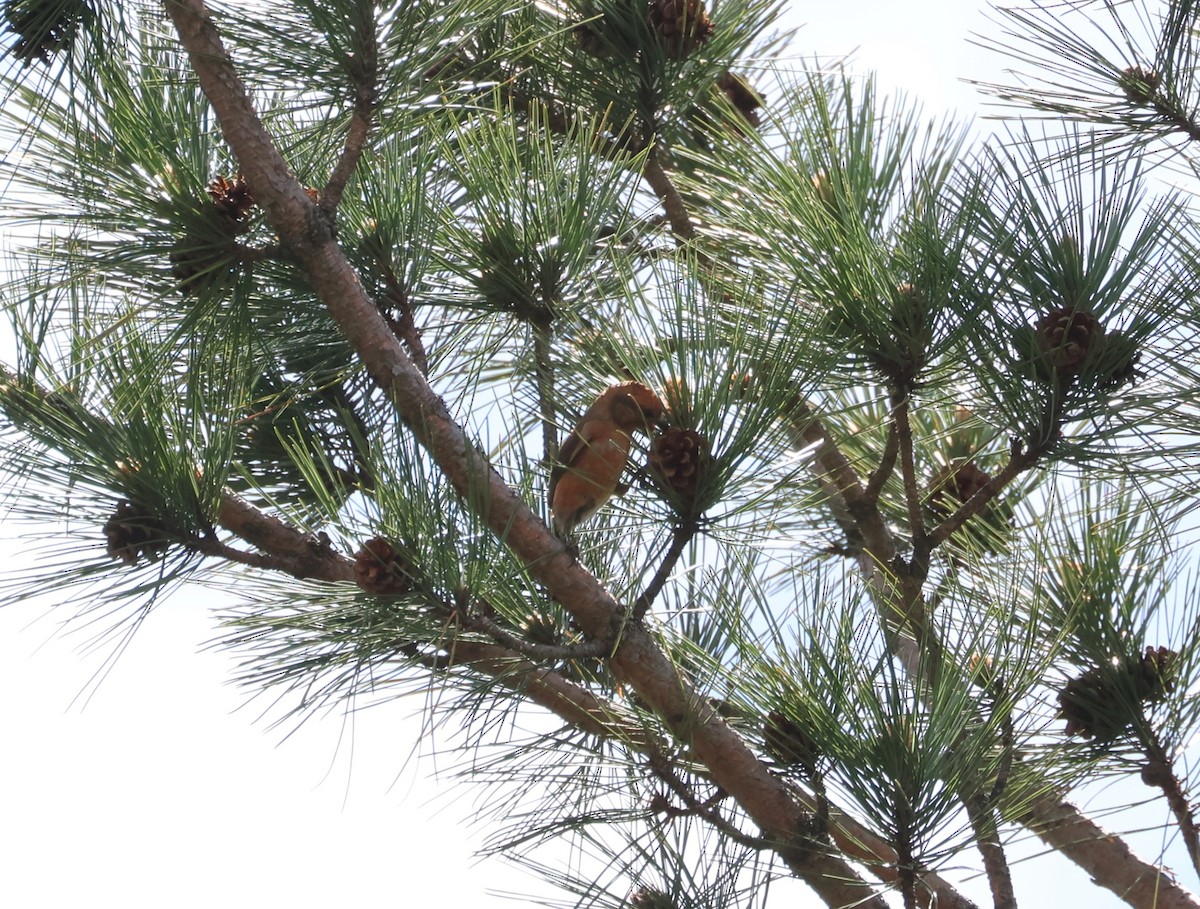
[
  {"x1": 321, "y1": 11, "x2": 378, "y2": 214},
  {"x1": 891, "y1": 391, "x2": 927, "y2": 553},
  {"x1": 460, "y1": 608, "x2": 610, "y2": 662},
  {"x1": 864, "y1": 416, "x2": 900, "y2": 505},
  {"x1": 532, "y1": 315, "x2": 558, "y2": 466},
  {"x1": 379, "y1": 268, "x2": 430, "y2": 377},
  {"x1": 648, "y1": 753, "x2": 771, "y2": 850},
  {"x1": 632, "y1": 520, "x2": 697, "y2": 620}
]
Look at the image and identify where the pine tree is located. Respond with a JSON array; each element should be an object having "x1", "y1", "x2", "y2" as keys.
[{"x1": 2, "y1": 1, "x2": 1200, "y2": 907}]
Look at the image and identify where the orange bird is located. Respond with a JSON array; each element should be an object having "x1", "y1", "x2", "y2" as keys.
[{"x1": 550, "y1": 381, "x2": 668, "y2": 535}]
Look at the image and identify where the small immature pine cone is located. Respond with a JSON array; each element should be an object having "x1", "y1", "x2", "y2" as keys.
[
  {"x1": 650, "y1": 426, "x2": 708, "y2": 499},
  {"x1": 353, "y1": 537, "x2": 415, "y2": 595},
  {"x1": 649, "y1": 0, "x2": 712, "y2": 59},
  {"x1": 1034, "y1": 306, "x2": 1104, "y2": 376},
  {"x1": 103, "y1": 500, "x2": 170, "y2": 566},
  {"x1": 1119, "y1": 65, "x2": 1161, "y2": 104},
  {"x1": 572, "y1": 22, "x2": 611, "y2": 58}
]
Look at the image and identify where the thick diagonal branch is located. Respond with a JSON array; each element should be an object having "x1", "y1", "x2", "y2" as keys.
[{"x1": 161, "y1": 3, "x2": 888, "y2": 905}]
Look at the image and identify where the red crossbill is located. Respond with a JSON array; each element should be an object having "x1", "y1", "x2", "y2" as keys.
[{"x1": 550, "y1": 381, "x2": 668, "y2": 535}]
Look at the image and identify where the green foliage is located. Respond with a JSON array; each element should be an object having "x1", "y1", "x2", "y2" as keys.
[{"x1": 3, "y1": 1, "x2": 1200, "y2": 907}]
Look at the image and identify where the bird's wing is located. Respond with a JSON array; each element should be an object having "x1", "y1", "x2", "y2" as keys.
[{"x1": 549, "y1": 419, "x2": 603, "y2": 499}]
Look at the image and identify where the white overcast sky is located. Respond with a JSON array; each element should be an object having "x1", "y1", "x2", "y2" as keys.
[{"x1": 0, "y1": 3, "x2": 1184, "y2": 908}]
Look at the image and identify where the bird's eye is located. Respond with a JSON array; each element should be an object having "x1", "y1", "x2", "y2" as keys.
[{"x1": 611, "y1": 393, "x2": 642, "y2": 423}]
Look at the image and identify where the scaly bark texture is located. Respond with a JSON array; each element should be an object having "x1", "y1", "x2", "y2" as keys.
[{"x1": 160, "y1": 2, "x2": 891, "y2": 906}]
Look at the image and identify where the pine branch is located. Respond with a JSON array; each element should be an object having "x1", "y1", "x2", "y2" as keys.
[
  {"x1": 642, "y1": 144, "x2": 697, "y2": 243},
  {"x1": 632, "y1": 519, "x2": 698, "y2": 621},
  {"x1": 320, "y1": 6, "x2": 378, "y2": 214},
  {"x1": 1141, "y1": 742, "x2": 1200, "y2": 879},
  {"x1": 891, "y1": 391, "x2": 927, "y2": 550},
  {"x1": 160, "y1": 3, "x2": 893, "y2": 904},
  {"x1": 461, "y1": 605, "x2": 611, "y2": 663},
  {"x1": 1019, "y1": 791, "x2": 1198, "y2": 909},
  {"x1": 532, "y1": 315, "x2": 558, "y2": 466},
  {"x1": 378, "y1": 263, "x2": 430, "y2": 377}
]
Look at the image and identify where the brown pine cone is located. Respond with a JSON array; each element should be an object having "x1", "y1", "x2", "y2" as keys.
[
  {"x1": 4, "y1": 0, "x2": 93, "y2": 65},
  {"x1": 717, "y1": 71, "x2": 764, "y2": 129},
  {"x1": 1059, "y1": 645, "x2": 1177, "y2": 740},
  {"x1": 927, "y1": 460, "x2": 992, "y2": 516},
  {"x1": 103, "y1": 500, "x2": 170, "y2": 566},
  {"x1": 207, "y1": 174, "x2": 255, "y2": 234},
  {"x1": 1119, "y1": 65, "x2": 1161, "y2": 104},
  {"x1": 1034, "y1": 306, "x2": 1104, "y2": 376},
  {"x1": 572, "y1": 22, "x2": 611, "y2": 58},
  {"x1": 649, "y1": 0, "x2": 712, "y2": 58},
  {"x1": 628, "y1": 888, "x2": 675, "y2": 909},
  {"x1": 650, "y1": 426, "x2": 708, "y2": 499},
  {"x1": 763, "y1": 710, "x2": 822, "y2": 773},
  {"x1": 353, "y1": 537, "x2": 415, "y2": 595}
]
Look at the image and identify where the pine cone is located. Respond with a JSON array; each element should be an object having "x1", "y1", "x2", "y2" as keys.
[
  {"x1": 103, "y1": 500, "x2": 170, "y2": 566},
  {"x1": 1034, "y1": 306, "x2": 1104, "y2": 377},
  {"x1": 170, "y1": 239, "x2": 232, "y2": 295},
  {"x1": 207, "y1": 174, "x2": 255, "y2": 234},
  {"x1": 4, "y1": 0, "x2": 93, "y2": 65},
  {"x1": 927, "y1": 460, "x2": 992, "y2": 516},
  {"x1": 1119, "y1": 65, "x2": 1161, "y2": 104},
  {"x1": 649, "y1": 0, "x2": 712, "y2": 58},
  {"x1": 717, "y1": 71, "x2": 764, "y2": 129},
  {"x1": 353, "y1": 537, "x2": 415, "y2": 595},
  {"x1": 628, "y1": 888, "x2": 675, "y2": 909},
  {"x1": 1097, "y1": 329, "x2": 1142, "y2": 390},
  {"x1": 650, "y1": 426, "x2": 708, "y2": 499},
  {"x1": 522, "y1": 613, "x2": 560, "y2": 646},
  {"x1": 763, "y1": 710, "x2": 821, "y2": 773},
  {"x1": 1059, "y1": 646, "x2": 1177, "y2": 740},
  {"x1": 572, "y1": 21, "x2": 611, "y2": 58}
]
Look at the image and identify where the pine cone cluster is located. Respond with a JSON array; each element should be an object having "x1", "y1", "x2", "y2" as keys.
[
  {"x1": 1034, "y1": 306, "x2": 1103, "y2": 376},
  {"x1": 650, "y1": 0, "x2": 712, "y2": 57},
  {"x1": 1023, "y1": 306, "x2": 1140, "y2": 389},
  {"x1": 3, "y1": 0, "x2": 93, "y2": 65},
  {"x1": 103, "y1": 499, "x2": 170, "y2": 566},
  {"x1": 1119, "y1": 65, "x2": 1161, "y2": 104},
  {"x1": 1058, "y1": 646, "x2": 1178, "y2": 740},
  {"x1": 763, "y1": 710, "x2": 822, "y2": 774},
  {"x1": 574, "y1": 0, "x2": 712, "y2": 61},
  {"x1": 650, "y1": 426, "x2": 708, "y2": 500},
  {"x1": 353, "y1": 537, "x2": 416, "y2": 595}
]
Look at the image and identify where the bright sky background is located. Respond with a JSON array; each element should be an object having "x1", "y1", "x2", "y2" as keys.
[{"x1": 0, "y1": 3, "x2": 1185, "y2": 908}]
